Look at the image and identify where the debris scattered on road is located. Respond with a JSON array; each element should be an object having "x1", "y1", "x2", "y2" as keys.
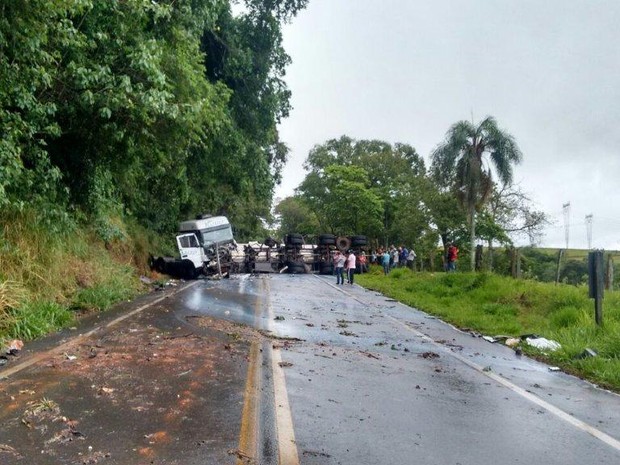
[
  {"x1": 65, "y1": 353, "x2": 77, "y2": 361},
  {"x1": 505, "y1": 338, "x2": 520, "y2": 347},
  {"x1": 482, "y1": 366, "x2": 492, "y2": 372},
  {"x1": 227, "y1": 448, "x2": 255, "y2": 464},
  {"x1": 6, "y1": 339, "x2": 24, "y2": 353},
  {"x1": 278, "y1": 361, "x2": 293, "y2": 368},
  {"x1": 374, "y1": 341, "x2": 387, "y2": 347},
  {"x1": 97, "y1": 387, "x2": 115, "y2": 396},
  {"x1": 575, "y1": 348, "x2": 598, "y2": 359},
  {"x1": 274, "y1": 316, "x2": 285, "y2": 321},
  {"x1": 360, "y1": 351, "x2": 380, "y2": 360},
  {"x1": 548, "y1": 366, "x2": 561, "y2": 372},
  {"x1": 0, "y1": 444, "x2": 22, "y2": 459},
  {"x1": 339, "y1": 331, "x2": 358, "y2": 337},
  {"x1": 3, "y1": 339, "x2": 24, "y2": 359},
  {"x1": 418, "y1": 352, "x2": 440, "y2": 359},
  {"x1": 303, "y1": 450, "x2": 332, "y2": 458},
  {"x1": 525, "y1": 337, "x2": 561, "y2": 352},
  {"x1": 306, "y1": 323, "x2": 315, "y2": 327}
]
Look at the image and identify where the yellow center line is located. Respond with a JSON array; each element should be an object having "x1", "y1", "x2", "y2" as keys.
[{"x1": 237, "y1": 341, "x2": 260, "y2": 465}]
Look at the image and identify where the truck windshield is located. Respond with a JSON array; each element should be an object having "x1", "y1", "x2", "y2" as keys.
[{"x1": 200, "y1": 226, "x2": 234, "y2": 246}]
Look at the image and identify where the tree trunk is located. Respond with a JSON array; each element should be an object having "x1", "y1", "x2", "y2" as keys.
[{"x1": 475, "y1": 245, "x2": 483, "y2": 271}]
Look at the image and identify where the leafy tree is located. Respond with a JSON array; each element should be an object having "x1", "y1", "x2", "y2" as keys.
[
  {"x1": 0, "y1": 0, "x2": 308, "y2": 243},
  {"x1": 274, "y1": 196, "x2": 320, "y2": 237},
  {"x1": 300, "y1": 136, "x2": 425, "y2": 245},
  {"x1": 299, "y1": 164, "x2": 383, "y2": 237},
  {"x1": 431, "y1": 116, "x2": 523, "y2": 270}
]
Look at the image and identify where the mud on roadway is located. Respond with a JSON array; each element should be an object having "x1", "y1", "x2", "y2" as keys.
[{"x1": 0, "y1": 280, "x2": 269, "y2": 465}]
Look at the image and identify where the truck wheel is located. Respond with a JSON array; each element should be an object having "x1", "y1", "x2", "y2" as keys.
[
  {"x1": 319, "y1": 234, "x2": 336, "y2": 246},
  {"x1": 320, "y1": 263, "x2": 334, "y2": 275},
  {"x1": 286, "y1": 234, "x2": 304, "y2": 246},
  {"x1": 337, "y1": 236, "x2": 351, "y2": 251},
  {"x1": 350, "y1": 235, "x2": 367, "y2": 247},
  {"x1": 264, "y1": 237, "x2": 278, "y2": 248},
  {"x1": 155, "y1": 257, "x2": 166, "y2": 273},
  {"x1": 182, "y1": 260, "x2": 198, "y2": 280},
  {"x1": 287, "y1": 261, "x2": 306, "y2": 274}
]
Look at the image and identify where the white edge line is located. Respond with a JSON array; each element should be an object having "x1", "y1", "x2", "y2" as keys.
[
  {"x1": 0, "y1": 280, "x2": 201, "y2": 379},
  {"x1": 266, "y1": 278, "x2": 300, "y2": 465},
  {"x1": 385, "y1": 313, "x2": 620, "y2": 453}
]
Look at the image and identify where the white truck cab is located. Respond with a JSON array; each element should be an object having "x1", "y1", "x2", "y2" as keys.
[
  {"x1": 177, "y1": 215, "x2": 236, "y2": 276},
  {"x1": 178, "y1": 215, "x2": 234, "y2": 248},
  {"x1": 151, "y1": 215, "x2": 236, "y2": 278}
]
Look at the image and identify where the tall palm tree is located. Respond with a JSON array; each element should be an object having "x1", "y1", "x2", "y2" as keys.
[{"x1": 431, "y1": 116, "x2": 523, "y2": 270}]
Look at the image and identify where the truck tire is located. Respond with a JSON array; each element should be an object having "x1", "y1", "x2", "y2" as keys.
[
  {"x1": 337, "y1": 236, "x2": 351, "y2": 251},
  {"x1": 319, "y1": 234, "x2": 336, "y2": 246},
  {"x1": 182, "y1": 260, "x2": 198, "y2": 280},
  {"x1": 286, "y1": 261, "x2": 306, "y2": 274},
  {"x1": 264, "y1": 237, "x2": 278, "y2": 248},
  {"x1": 350, "y1": 235, "x2": 367, "y2": 247},
  {"x1": 286, "y1": 234, "x2": 304, "y2": 246},
  {"x1": 155, "y1": 257, "x2": 166, "y2": 273},
  {"x1": 319, "y1": 263, "x2": 334, "y2": 275}
]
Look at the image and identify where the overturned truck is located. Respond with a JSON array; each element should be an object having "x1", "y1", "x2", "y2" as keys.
[
  {"x1": 150, "y1": 215, "x2": 237, "y2": 279},
  {"x1": 237, "y1": 233, "x2": 368, "y2": 275},
  {"x1": 150, "y1": 215, "x2": 369, "y2": 278}
]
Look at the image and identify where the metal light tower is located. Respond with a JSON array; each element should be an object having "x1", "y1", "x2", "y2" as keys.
[
  {"x1": 562, "y1": 202, "x2": 571, "y2": 250},
  {"x1": 585, "y1": 214, "x2": 593, "y2": 250}
]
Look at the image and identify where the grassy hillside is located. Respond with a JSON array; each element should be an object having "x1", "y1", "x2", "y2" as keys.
[
  {"x1": 0, "y1": 210, "x2": 155, "y2": 344},
  {"x1": 357, "y1": 267, "x2": 620, "y2": 392}
]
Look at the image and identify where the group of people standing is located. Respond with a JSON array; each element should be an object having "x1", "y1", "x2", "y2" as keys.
[
  {"x1": 332, "y1": 241, "x2": 458, "y2": 285},
  {"x1": 333, "y1": 249, "x2": 358, "y2": 285},
  {"x1": 372, "y1": 245, "x2": 416, "y2": 275}
]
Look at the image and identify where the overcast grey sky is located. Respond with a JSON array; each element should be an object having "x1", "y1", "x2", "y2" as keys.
[{"x1": 275, "y1": 0, "x2": 620, "y2": 250}]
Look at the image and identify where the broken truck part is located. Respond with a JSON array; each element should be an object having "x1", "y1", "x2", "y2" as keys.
[{"x1": 150, "y1": 215, "x2": 236, "y2": 279}]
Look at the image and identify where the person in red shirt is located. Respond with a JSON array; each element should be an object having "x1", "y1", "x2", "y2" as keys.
[{"x1": 446, "y1": 242, "x2": 458, "y2": 272}]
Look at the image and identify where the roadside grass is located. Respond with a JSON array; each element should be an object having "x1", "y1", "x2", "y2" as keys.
[
  {"x1": 357, "y1": 267, "x2": 620, "y2": 392},
  {"x1": 0, "y1": 210, "x2": 148, "y2": 345}
]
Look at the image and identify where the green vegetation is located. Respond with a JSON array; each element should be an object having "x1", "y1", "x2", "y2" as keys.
[
  {"x1": 357, "y1": 268, "x2": 620, "y2": 391},
  {"x1": 1, "y1": 1, "x2": 307, "y2": 241},
  {"x1": 0, "y1": 1, "x2": 308, "y2": 346},
  {"x1": 277, "y1": 125, "x2": 546, "y2": 264},
  {"x1": 0, "y1": 213, "x2": 146, "y2": 346},
  {"x1": 431, "y1": 116, "x2": 523, "y2": 270}
]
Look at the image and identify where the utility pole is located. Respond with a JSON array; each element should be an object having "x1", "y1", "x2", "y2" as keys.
[
  {"x1": 585, "y1": 214, "x2": 593, "y2": 250},
  {"x1": 562, "y1": 202, "x2": 571, "y2": 250}
]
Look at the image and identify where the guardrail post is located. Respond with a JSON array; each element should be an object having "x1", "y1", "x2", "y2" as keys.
[{"x1": 588, "y1": 250, "x2": 604, "y2": 325}]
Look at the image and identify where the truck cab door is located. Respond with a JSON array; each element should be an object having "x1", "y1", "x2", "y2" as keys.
[{"x1": 176, "y1": 233, "x2": 204, "y2": 269}]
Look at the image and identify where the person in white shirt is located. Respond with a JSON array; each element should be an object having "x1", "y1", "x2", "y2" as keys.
[{"x1": 346, "y1": 250, "x2": 357, "y2": 285}]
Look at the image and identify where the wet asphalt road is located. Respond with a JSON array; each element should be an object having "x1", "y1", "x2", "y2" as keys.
[{"x1": 1, "y1": 274, "x2": 620, "y2": 464}]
